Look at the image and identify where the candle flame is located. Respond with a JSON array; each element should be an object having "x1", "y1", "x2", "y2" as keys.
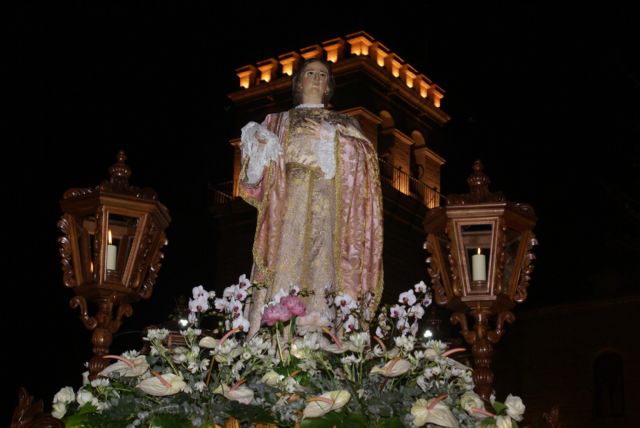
[
  {"x1": 90, "y1": 261, "x2": 94, "y2": 273},
  {"x1": 476, "y1": 248, "x2": 481, "y2": 255},
  {"x1": 108, "y1": 229, "x2": 113, "y2": 245}
]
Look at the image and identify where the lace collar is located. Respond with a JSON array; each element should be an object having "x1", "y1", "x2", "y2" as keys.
[{"x1": 295, "y1": 103, "x2": 324, "y2": 109}]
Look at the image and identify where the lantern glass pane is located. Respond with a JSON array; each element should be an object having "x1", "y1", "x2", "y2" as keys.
[
  {"x1": 106, "y1": 213, "x2": 139, "y2": 279},
  {"x1": 460, "y1": 223, "x2": 492, "y2": 285}
]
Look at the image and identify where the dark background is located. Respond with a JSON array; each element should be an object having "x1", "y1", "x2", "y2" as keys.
[{"x1": 4, "y1": 1, "x2": 638, "y2": 423}]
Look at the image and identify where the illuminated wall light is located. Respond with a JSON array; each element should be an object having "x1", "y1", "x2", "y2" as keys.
[
  {"x1": 372, "y1": 42, "x2": 389, "y2": 67},
  {"x1": 257, "y1": 59, "x2": 277, "y2": 84},
  {"x1": 346, "y1": 34, "x2": 373, "y2": 56},
  {"x1": 278, "y1": 52, "x2": 300, "y2": 77},
  {"x1": 322, "y1": 38, "x2": 345, "y2": 64},
  {"x1": 300, "y1": 45, "x2": 323, "y2": 60},
  {"x1": 235, "y1": 66, "x2": 256, "y2": 89}
]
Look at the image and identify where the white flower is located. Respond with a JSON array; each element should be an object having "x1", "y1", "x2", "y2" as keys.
[
  {"x1": 414, "y1": 280, "x2": 427, "y2": 293},
  {"x1": 411, "y1": 397, "x2": 458, "y2": 427},
  {"x1": 460, "y1": 391, "x2": 485, "y2": 418},
  {"x1": 348, "y1": 332, "x2": 370, "y2": 350},
  {"x1": 76, "y1": 389, "x2": 96, "y2": 406},
  {"x1": 398, "y1": 290, "x2": 417, "y2": 305},
  {"x1": 408, "y1": 304, "x2": 425, "y2": 319},
  {"x1": 394, "y1": 335, "x2": 416, "y2": 352},
  {"x1": 213, "y1": 384, "x2": 254, "y2": 404},
  {"x1": 343, "y1": 315, "x2": 359, "y2": 332},
  {"x1": 193, "y1": 381, "x2": 207, "y2": 392},
  {"x1": 51, "y1": 402, "x2": 67, "y2": 419},
  {"x1": 375, "y1": 326, "x2": 385, "y2": 338},
  {"x1": 90, "y1": 378, "x2": 110, "y2": 388},
  {"x1": 389, "y1": 304, "x2": 406, "y2": 319},
  {"x1": 302, "y1": 390, "x2": 351, "y2": 418},
  {"x1": 53, "y1": 386, "x2": 75, "y2": 404},
  {"x1": 260, "y1": 370, "x2": 284, "y2": 387},
  {"x1": 334, "y1": 294, "x2": 357, "y2": 313},
  {"x1": 81, "y1": 371, "x2": 90, "y2": 386},
  {"x1": 137, "y1": 373, "x2": 186, "y2": 396},
  {"x1": 272, "y1": 288, "x2": 289, "y2": 304},
  {"x1": 505, "y1": 394, "x2": 526, "y2": 421},
  {"x1": 99, "y1": 355, "x2": 150, "y2": 378},
  {"x1": 496, "y1": 415, "x2": 513, "y2": 428},
  {"x1": 232, "y1": 315, "x2": 250, "y2": 332},
  {"x1": 237, "y1": 274, "x2": 252, "y2": 289},
  {"x1": 144, "y1": 328, "x2": 169, "y2": 341},
  {"x1": 189, "y1": 295, "x2": 209, "y2": 313},
  {"x1": 371, "y1": 358, "x2": 411, "y2": 377}
]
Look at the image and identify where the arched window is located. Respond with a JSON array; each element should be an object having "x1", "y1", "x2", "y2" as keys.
[{"x1": 593, "y1": 351, "x2": 625, "y2": 418}]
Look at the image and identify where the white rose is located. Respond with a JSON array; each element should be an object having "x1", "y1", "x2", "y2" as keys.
[
  {"x1": 76, "y1": 389, "x2": 96, "y2": 406},
  {"x1": 52, "y1": 386, "x2": 75, "y2": 404},
  {"x1": 505, "y1": 394, "x2": 525, "y2": 421},
  {"x1": 496, "y1": 415, "x2": 513, "y2": 428},
  {"x1": 51, "y1": 402, "x2": 67, "y2": 419}
]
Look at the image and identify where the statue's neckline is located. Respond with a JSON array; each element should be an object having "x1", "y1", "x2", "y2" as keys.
[{"x1": 295, "y1": 104, "x2": 325, "y2": 109}]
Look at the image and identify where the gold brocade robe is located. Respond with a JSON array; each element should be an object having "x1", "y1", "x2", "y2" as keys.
[{"x1": 239, "y1": 107, "x2": 383, "y2": 335}]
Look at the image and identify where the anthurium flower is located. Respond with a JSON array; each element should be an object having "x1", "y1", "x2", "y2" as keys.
[
  {"x1": 198, "y1": 336, "x2": 218, "y2": 348},
  {"x1": 213, "y1": 383, "x2": 254, "y2": 404},
  {"x1": 460, "y1": 391, "x2": 486, "y2": 418},
  {"x1": 260, "y1": 370, "x2": 284, "y2": 387},
  {"x1": 302, "y1": 390, "x2": 351, "y2": 418},
  {"x1": 370, "y1": 358, "x2": 411, "y2": 377},
  {"x1": 137, "y1": 373, "x2": 186, "y2": 396},
  {"x1": 411, "y1": 395, "x2": 458, "y2": 427},
  {"x1": 99, "y1": 355, "x2": 149, "y2": 377}
]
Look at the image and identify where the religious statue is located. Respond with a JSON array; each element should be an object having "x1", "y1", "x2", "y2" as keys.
[{"x1": 238, "y1": 59, "x2": 383, "y2": 335}]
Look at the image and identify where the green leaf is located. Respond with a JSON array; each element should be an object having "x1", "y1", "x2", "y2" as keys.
[
  {"x1": 300, "y1": 412, "x2": 342, "y2": 428},
  {"x1": 339, "y1": 413, "x2": 368, "y2": 428},
  {"x1": 147, "y1": 414, "x2": 195, "y2": 428},
  {"x1": 480, "y1": 417, "x2": 497, "y2": 427},
  {"x1": 492, "y1": 401, "x2": 507, "y2": 415},
  {"x1": 372, "y1": 416, "x2": 404, "y2": 428},
  {"x1": 75, "y1": 403, "x2": 98, "y2": 416}
]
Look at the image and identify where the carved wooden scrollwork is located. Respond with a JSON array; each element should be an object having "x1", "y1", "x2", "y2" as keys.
[
  {"x1": 425, "y1": 236, "x2": 450, "y2": 306},
  {"x1": 487, "y1": 310, "x2": 515, "y2": 343},
  {"x1": 450, "y1": 311, "x2": 476, "y2": 344},
  {"x1": 69, "y1": 296, "x2": 98, "y2": 330},
  {"x1": 10, "y1": 387, "x2": 64, "y2": 428},
  {"x1": 56, "y1": 215, "x2": 76, "y2": 288},
  {"x1": 514, "y1": 233, "x2": 537, "y2": 302}
]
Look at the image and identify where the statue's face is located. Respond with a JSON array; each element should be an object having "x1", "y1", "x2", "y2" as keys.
[{"x1": 300, "y1": 61, "x2": 329, "y2": 104}]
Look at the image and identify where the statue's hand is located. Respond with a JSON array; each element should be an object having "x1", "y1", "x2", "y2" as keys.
[
  {"x1": 301, "y1": 117, "x2": 321, "y2": 136},
  {"x1": 256, "y1": 129, "x2": 270, "y2": 144}
]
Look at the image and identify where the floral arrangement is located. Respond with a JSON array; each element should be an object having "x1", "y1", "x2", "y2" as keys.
[{"x1": 51, "y1": 275, "x2": 525, "y2": 427}]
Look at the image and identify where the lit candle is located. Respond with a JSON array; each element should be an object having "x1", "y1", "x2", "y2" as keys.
[
  {"x1": 107, "y1": 229, "x2": 118, "y2": 271},
  {"x1": 471, "y1": 248, "x2": 486, "y2": 281}
]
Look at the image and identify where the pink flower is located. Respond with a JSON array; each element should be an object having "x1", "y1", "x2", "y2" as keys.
[
  {"x1": 280, "y1": 295, "x2": 306, "y2": 317},
  {"x1": 261, "y1": 304, "x2": 292, "y2": 326}
]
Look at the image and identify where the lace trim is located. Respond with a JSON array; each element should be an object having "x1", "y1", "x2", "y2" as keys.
[
  {"x1": 316, "y1": 121, "x2": 336, "y2": 179},
  {"x1": 295, "y1": 103, "x2": 324, "y2": 109},
  {"x1": 240, "y1": 121, "x2": 281, "y2": 184}
]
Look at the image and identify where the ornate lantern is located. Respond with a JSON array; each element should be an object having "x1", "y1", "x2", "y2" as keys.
[
  {"x1": 58, "y1": 151, "x2": 170, "y2": 378},
  {"x1": 423, "y1": 160, "x2": 537, "y2": 401}
]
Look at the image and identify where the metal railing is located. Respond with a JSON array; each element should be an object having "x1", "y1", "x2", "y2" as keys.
[{"x1": 378, "y1": 158, "x2": 441, "y2": 208}]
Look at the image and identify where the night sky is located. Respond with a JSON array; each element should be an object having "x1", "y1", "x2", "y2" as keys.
[{"x1": 4, "y1": 2, "x2": 638, "y2": 422}]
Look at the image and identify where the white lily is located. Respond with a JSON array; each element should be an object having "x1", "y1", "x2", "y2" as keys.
[
  {"x1": 99, "y1": 355, "x2": 149, "y2": 378},
  {"x1": 411, "y1": 395, "x2": 458, "y2": 427},
  {"x1": 303, "y1": 390, "x2": 351, "y2": 418},
  {"x1": 137, "y1": 373, "x2": 186, "y2": 396},
  {"x1": 370, "y1": 358, "x2": 411, "y2": 377}
]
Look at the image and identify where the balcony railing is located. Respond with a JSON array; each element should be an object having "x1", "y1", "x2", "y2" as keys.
[{"x1": 378, "y1": 158, "x2": 441, "y2": 208}]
